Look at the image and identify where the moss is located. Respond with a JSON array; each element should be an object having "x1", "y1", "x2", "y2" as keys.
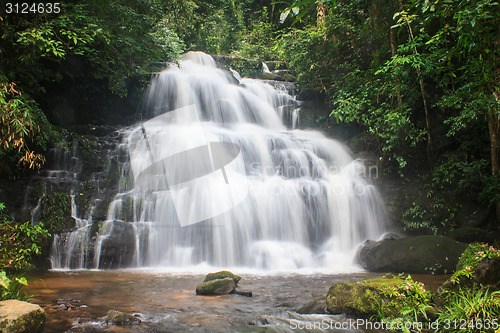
[
  {"x1": 0, "y1": 301, "x2": 46, "y2": 333},
  {"x1": 196, "y1": 277, "x2": 236, "y2": 295},
  {"x1": 39, "y1": 192, "x2": 73, "y2": 233},
  {"x1": 326, "y1": 277, "x2": 405, "y2": 317},
  {"x1": 204, "y1": 271, "x2": 241, "y2": 285}
]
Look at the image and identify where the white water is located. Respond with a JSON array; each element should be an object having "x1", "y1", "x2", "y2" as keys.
[{"x1": 51, "y1": 52, "x2": 387, "y2": 271}]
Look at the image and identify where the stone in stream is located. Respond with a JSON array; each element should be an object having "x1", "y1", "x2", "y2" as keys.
[
  {"x1": 105, "y1": 310, "x2": 141, "y2": 325},
  {"x1": 196, "y1": 277, "x2": 236, "y2": 295},
  {"x1": 197, "y1": 271, "x2": 252, "y2": 296},
  {"x1": 203, "y1": 271, "x2": 241, "y2": 285},
  {"x1": 0, "y1": 300, "x2": 46, "y2": 333},
  {"x1": 296, "y1": 297, "x2": 327, "y2": 314}
]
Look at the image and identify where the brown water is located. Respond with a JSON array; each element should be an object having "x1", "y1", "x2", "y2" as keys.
[{"x1": 27, "y1": 270, "x2": 448, "y2": 332}]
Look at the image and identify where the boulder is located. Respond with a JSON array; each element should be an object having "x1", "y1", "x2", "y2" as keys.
[
  {"x1": 261, "y1": 72, "x2": 282, "y2": 81},
  {"x1": 0, "y1": 300, "x2": 46, "y2": 333},
  {"x1": 357, "y1": 235, "x2": 468, "y2": 274},
  {"x1": 196, "y1": 277, "x2": 236, "y2": 295},
  {"x1": 296, "y1": 298, "x2": 327, "y2": 314},
  {"x1": 473, "y1": 257, "x2": 500, "y2": 290},
  {"x1": 326, "y1": 278, "x2": 405, "y2": 317},
  {"x1": 105, "y1": 310, "x2": 141, "y2": 325},
  {"x1": 204, "y1": 271, "x2": 241, "y2": 285},
  {"x1": 447, "y1": 226, "x2": 495, "y2": 244}
]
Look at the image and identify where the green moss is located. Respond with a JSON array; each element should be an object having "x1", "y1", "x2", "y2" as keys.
[
  {"x1": 39, "y1": 192, "x2": 73, "y2": 233},
  {"x1": 326, "y1": 277, "x2": 405, "y2": 317},
  {"x1": 327, "y1": 275, "x2": 433, "y2": 322},
  {"x1": 204, "y1": 271, "x2": 241, "y2": 285},
  {"x1": 196, "y1": 277, "x2": 236, "y2": 295}
]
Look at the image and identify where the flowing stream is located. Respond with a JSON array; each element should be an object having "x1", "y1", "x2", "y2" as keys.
[
  {"x1": 28, "y1": 270, "x2": 448, "y2": 332},
  {"x1": 49, "y1": 51, "x2": 388, "y2": 271}
]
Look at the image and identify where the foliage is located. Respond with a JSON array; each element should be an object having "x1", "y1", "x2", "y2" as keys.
[
  {"x1": 0, "y1": 212, "x2": 51, "y2": 272},
  {"x1": 275, "y1": 0, "x2": 500, "y2": 229},
  {"x1": 375, "y1": 274, "x2": 433, "y2": 323},
  {"x1": 0, "y1": 270, "x2": 30, "y2": 301},
  {"x1": 438, "y1": 288, "x2": 500, "y2": 332},
  {"x1": 39, "y1": 192, "x2": 73, "y2": 234},
  {"x1": 0, "y1": 77, "x2": 55, "y2": 171},
  {"x1": 448, "y1": 243, "x2": 500, "y2": 286},
  {"x1": 233, "y1": 8, "x2": 279, "y2": 61}
]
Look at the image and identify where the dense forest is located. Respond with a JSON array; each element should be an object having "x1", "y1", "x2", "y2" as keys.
[{"x1": 2, "y1": 0, "x2": 498, "y2": 231}]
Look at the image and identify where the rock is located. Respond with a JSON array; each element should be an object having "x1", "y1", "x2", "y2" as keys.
[
  {"x1": 232, "y1": 290, "x2": 252, "y2": 297},
  {"x1": 261, "y1": 72, "x2": 282, "y2": 81},
  {"x1": 326, "y1": 278, "x2": 405, "y2": 317},
  {"x1": 196, "y1": 277, "x2": 236, "y2": 295},
  {"x1": 105, "y1": 310, "x2": 141, "y2": 325},
  {"x1": 264, "y1": 61, "x2": 287, "y2": 72},
  {"x1": 297, "y1": 84, "x2": 318, "y2": 101},
  {"x1": 447, "y1": 226, "x2": 495, "y2": 244},
  {"x1": 204, "y1": 271, "x2": 241, "y2": 285},
  {"x1": 296, "y1": 298, "x2": 327, "y2": 314},
  {"x1": 0, "y1": 300, "x2": 46, "y2": 333},
  {"x1": 98, "y1": 221, "x2": 136, "y2": 269},
  {"x1": 472, "y1": 257, "x2": 500, "y2": 290},
  {"x1": 357, "y1": 235, "x2": 468, "y2": 274},
  {"x1": 259, "y1": 80, "x2": 297, "y2": 95}
]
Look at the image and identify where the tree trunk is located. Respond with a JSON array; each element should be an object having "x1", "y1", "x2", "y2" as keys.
[
  {"x1": 317, "y1": 2, "x2": 327, "y2": 25},
  {"x1": 398, "y1": 0, "x2": 433, "y2": 168},
  {"x1": 490, "y1": 90, "x2": 500, "y2": 226},
  {"x1": 390, "y1": 28, "x2": 402, "y2": 106}
]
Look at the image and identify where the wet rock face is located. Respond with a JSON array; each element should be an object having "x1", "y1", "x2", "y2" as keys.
[
  {"x1": 98, "y1": 221, "x2": 136, "y2": 269},
  {"x1": 357, "y1": 235, "x2": 468, "y2": 274},
  {"x1": 0, "y1": 300, "x2": 46, "y2": 333}
]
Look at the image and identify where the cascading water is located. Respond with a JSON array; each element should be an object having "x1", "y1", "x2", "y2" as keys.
[{"x1": 50, "y1": 52, "x2": 387, "y2": 271}]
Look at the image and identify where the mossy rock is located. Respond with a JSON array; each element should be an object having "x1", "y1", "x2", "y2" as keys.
[
  {"x1": 261, "y1": 72, "x2": 282, "y2": 81},
  {"x1": 326, "y1": 278, "x2": 405, "y2": 317},
  {"x1": 204, "y1": 271, "x2": 241, "y2": 285},
  {"x1": 39, "y1": 192, "x2": 74, "y2": 233},
  {"x1": 105, "y1": 310, "x2": 141, "y2": 325},
  {"x1": 0, "y1": 300, "x2": 46, "y2": 333},
  {"x1": 196, "y1": 277, "x2": 236, "y2": 295},
  {"x1": 357, "y1": 235, "x2": 468, "y2": 274}
]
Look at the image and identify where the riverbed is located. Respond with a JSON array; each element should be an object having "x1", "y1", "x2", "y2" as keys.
[{"x1": 27, "y1": 270, "x2": 448, "y2": 332}]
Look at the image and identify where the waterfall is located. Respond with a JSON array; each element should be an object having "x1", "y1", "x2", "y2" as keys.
[{"x1": 50, "y1": 52, "x2": 387, "y2": 271}]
